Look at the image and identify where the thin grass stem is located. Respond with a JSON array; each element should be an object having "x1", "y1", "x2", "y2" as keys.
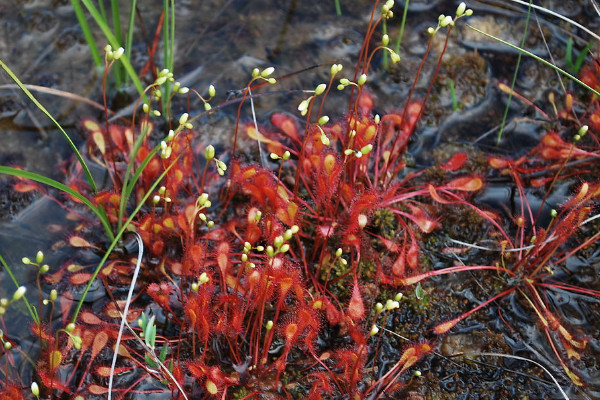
[{"x1": 467, "y1": 25, "x2": 600, "y2": 97}]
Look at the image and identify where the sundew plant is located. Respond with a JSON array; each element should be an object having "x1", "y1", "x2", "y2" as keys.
[{"x1": 0, "y1": 1, "x2": 599, "y2": 399}]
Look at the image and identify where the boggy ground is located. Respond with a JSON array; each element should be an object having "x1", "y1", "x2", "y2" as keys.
[{"x1": 0, "y1": 1, "x2": 600, "y2": 399}]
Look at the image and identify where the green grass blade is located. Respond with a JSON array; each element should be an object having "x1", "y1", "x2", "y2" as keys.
[
  {"x1": 0, "y1": 166, "x2": 114, "y2": 241},
  {"x1": 0, "y1": 59, "x2": 98, "y2": 194},
  {"x1": 71, "y1": 155, "x2": 180, "y2": 324},
  {"x1": 393, "y1": 0, "x2": 410, "y2": 54},
  {"x1": 0, "y1": 253, "x2": 38, "y2": 324},
  {"x1": 574, "y1": 42, "x2": 593, "y2": 74},
  {"x1": 497, "y1": 0, "x2": 532, "y2": 145},
  {"x1": 110, "y1": 0, "x2": 124, "y2": 86},
  {"x1": 467, "y1": 25, "x2": 600, "y2": 98},
  {"x1": 117, "y1": 122, "x2": 152, "y2": 232},
  {"x1": 80, "y1": 0, "x2": 145, "y2": 96},
  {"x1": 70, "y1": 0, "x2": 102, "y2": 67},
  {"x1": 125, "y1": 0, "x2": 139, "y2": 64},
  {"x1": 334, "y1": 0, "x2": 341, "y2": 16}
]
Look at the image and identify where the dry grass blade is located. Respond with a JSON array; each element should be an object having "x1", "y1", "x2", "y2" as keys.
[
  {"x1": 473, "y1": 353, "x2": 569, "y2": 400},
  {"x1": 108, "y1": 232, "x2": 143, "y2": 400}
]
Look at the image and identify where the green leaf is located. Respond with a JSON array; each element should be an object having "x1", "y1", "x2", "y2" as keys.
[
  {"x1": 0, "y1": 166, "x2": 114, "y2": 241},
  {"x1": 0, "y1": 60, "x2": 99, "y2": 194}
]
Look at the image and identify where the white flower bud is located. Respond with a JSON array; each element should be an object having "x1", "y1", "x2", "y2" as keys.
[
  {"x1": 456, "y1": 2, "x2": 466, "y2": 16},
  {"x1": 261, "y1": 67, "x2": 275, "y2": 77},
  {"x1": 179, "y1": 113, "x2": 189, "y2": 126},
  {"x1": 12, "y1": 286, "x2": 26, "y2": 301},
  {"x1": 318, "y1": 115, "x2": 329, "y2": 125},
  {"x1": 112, "y1": 47, "x2": 124, "y2": 60},
  {"x1": 315, "y1": 84, "x2": 327, "y2": 95},
  {"x1": 208, "y1": 84, "x2": 216, "y2": 97}
]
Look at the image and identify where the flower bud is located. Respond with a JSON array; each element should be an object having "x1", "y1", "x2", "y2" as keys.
[
  {"x1": 315, "y1": 83, "x2": 327, "y2": 95},
  {"x1": 382, "y1": 34, "x2": 390, "y2": 46},
  {"x1": 50, "y1": 289, "x2": 58, "y2": 301},
  {"x1": 36, "y1": 251, "x2": 44, "y2": 264},
  {"x1": 112, "y1": 47, "x2": 124, "y2": 60},
  {"x1": 40, "y1": 264, "x2": 50, "y2": 274},
  {"x1": 266, "y1": 320, "x2": 274, "y2": 330},
  {"x1": 261, "y1": 67, "x2": 275, "y2": 77},
  {"x1": 22, "y1": 257, "x2": 31, "y2": 265},
  {"x1": 252, "y1": 68, "x2": 260, "y2": 78},
  {"x1": 357, "y1": 74, "x2": 367, "y2": 86},
  {"x1": 205, "y1": 145, "x2": 215, "y2": 160},
  {"x1": 12, "y1": 286, "x2": 26, "y2": 301},
  {"x1": 283, "y1": 151, "x2": 291, "y2": 160},
  {"x1": 208, "y1": 84, "x2": 216, "y2": 97},
  {"x1": 318, "y1": 115, "x2": 330, "y2": 125},
  {"x1": 66, "y1": 323, "x2": 76, "y2": 333},
  {"x1": 179, "y1": 113, "x2": 189, "y2": 126},
  {"x1": 369, "y1": 325, "x2": 379, "y2": 336},
  {"x1": 456, "y1": 2, "x2": 466, "y2": 16},
  {"x1": 336, "y1": 248, "x2": 343, "y2": 257}
]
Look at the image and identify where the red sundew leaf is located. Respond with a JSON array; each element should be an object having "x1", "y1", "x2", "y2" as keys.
[
  {"x1": 69, "y1": 236, "x2": 93, "y2": 248},
  {"x1": 96, "y1": 365, "x2": 132, "y2": 377},
  {"x1": 92, "y1": 131, "x2": 106, "y2": 155},
  {"x1": 406, "y1": 238, "x2": 418, "y2": 270},
  {"x1": 440, "y1": 153, "x2": 467, "y2": 171},
  {"x1": 392, "y1": 246, "x2": 406, "y2": 277},
  {"x1": 317, "y1": 224, "x2": 336, "y2": 238},
  {"x1": 70, "y1": 273, "x2": 93, "y2": 285},
  {"x1": 488, "y1": 156, "x2": 509, "y2": 169},
  {"x1": 80, "y1": 311, "x2": 103, "y2": 325},
  {"x1": 347, "y1": 278, "x2": 365, "y2": 321},
  {"x1": 217, "y1": 242, "x2": 230, "y2": 277},
  {"x1": 271, "y1": 113, "x2": 301, "y2": 143},
  {"x1": 91, "y1": 331, "x2": 109, "y2": 359},
  {"x1": 13, "y1": 182, "x2": 40, "y2": 192},
  {"x1": 189, "y1": 244, "x2": 204, "y2": 265},
  {"x1": 405, "y1": 204, "x2": 438, "y2": 233},
  {"x1": 88, "y1": 385, "x2": 109, "y2": 395},
  {"x1": 358, "y1": 90, "x2": 374, "y2": 115},
  {"x1": 0, "y1": 384, "x2": 26, "y2": 400},
  {"x1": 446, "y1": 176, "x2": 483, "y2": 192},
  {"x1": 428, "y1": 184, "x2": 452, "y2": 204},
  {"x1": 38, "y1": 369, "x2": 71, "y2": 393}
]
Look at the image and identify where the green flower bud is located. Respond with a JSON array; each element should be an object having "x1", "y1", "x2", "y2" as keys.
[
  {"x1": 50, "y1": 289, "x2": 58, "y2": 301},
  {"x1": 179, "y1": 113, "x2": 189, "y2": 126},
  {"x1": 12, "y1": 286, "x2": 26, "y2": 301},
  {"x1": 357, "y1": 74, "x2": 367, "y2": 86},
  {"x1": 369, "y1": 325, "x2": 379, "y2": 336},
  {"x1": 282, "y1": 151, "x2": 291, "y2": 160},
  {"x1": 318, "y1": 115, "x2": 330, "y2": 125},
  {"x1": 252, "y1": 68, "x2": 260, "y2": 78},
  {"x1": 22, "y1": 257, "x2": 31, "y2": 265},
  {"x1": 112, "y1": 47, "x2": 124, "y2": 60},
  {"x1": 456, "y1": 2, "x2": 466, "y2": 16},
  {"x1": 315, "y1": 83, "x2": 327, "y2": 95},
  {"x1": 261, "y1": 67, "x2": 275, "y2": 77},
  {"x1": 31, "y1": 382, "x2": 40, "y2": 398},
  {"x1": 36, "y1": 251, "x2": 44, "y2": 264},
  {"x1": 208, "y1": 84, "x2": 216, "y2": 97},
  {"x1": 382, "y1": 34, "x2": 390, "y2": 46},
  {"x1": 266, "y1": 320, "x2": 274, "y2": 330},
  {"x1": 205, "y1": 145, "x2": 215, "y2": 160}
]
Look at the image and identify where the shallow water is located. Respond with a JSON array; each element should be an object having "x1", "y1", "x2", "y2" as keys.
[{"x1": 0, "y1": 0, "x2": 599, "y2": 398}]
